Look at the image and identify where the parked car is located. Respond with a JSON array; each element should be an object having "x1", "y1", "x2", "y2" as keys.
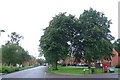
[{"x1": 76, "y1": 63, "x2": 82, "y2": 66}]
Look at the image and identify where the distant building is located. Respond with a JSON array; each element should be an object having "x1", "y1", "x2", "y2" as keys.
[
  {"x1": 22, "y1": 60, "x2": 30, "y2": 66},
  {"x1": 61, "y1": 49, "x2": 119, "y2": 67},
  {"x1": 22, "y1": 58, "x2": 38, "y2": 66},
  {"x1": 103, "y1": 49, "x2": 119, "y2": 67}
]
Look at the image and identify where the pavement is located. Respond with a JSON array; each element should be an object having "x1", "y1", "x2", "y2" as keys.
[{"x1": 0, "y1": 66, "x2": 119, "y2": 80}]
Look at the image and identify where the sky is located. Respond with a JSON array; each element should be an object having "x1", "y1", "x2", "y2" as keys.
[{"x1": 0, "y1": 0, "x2": 119, "y2": 58}]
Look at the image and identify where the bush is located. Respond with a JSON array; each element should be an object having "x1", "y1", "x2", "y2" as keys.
[
  {"x1": 115, "y1": 64, "x2": 120, "y2": 68},
  {"x1": 2, "y1": 66, "x2": 13, "y2": 73},
  {"x1": 0, "y1": 66, "x2": 2, "y2": 73},
  {"x1": 1, "y1": 66, "x2": 33, "y2": 74},
  {"x1": 15, "y1": 67, "x2": 19, "y2": 71},
  {"x1": 2, "y1": 66, "x2": 19, "y2": 73}
]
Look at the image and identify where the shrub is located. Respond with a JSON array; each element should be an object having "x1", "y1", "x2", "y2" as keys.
[
  {"x1": 1, "y1": 66, "x2": 32, "y2": 74},
  {"x1": 0, "y1": 66, "x2": 2, "y2": 73},
  {"x1": 115, "y1": 64, "x2": 120, "y2": 68},
  {"x1": 2, "y1": 66, "x2": 19, "y2": 73},
  {"x1": 15, "y1": 67, "x2": 19, "y2": 71},
  {"x1": 2, "y1": 66, "x2": 10, "y2": 73}
]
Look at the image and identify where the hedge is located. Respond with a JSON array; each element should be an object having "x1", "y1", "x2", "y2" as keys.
[
  {"x1": 0, "y1": 65, "x2": 40, "y2": 74},
  {"x1": 0, "y1": 66, "x2": 19, "y2": 73},
  {"x1": 115, "y1": 64, "x2": 120, "y2": 68}
]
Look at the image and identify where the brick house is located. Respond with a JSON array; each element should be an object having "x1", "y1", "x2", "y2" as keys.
[
  {"x1": 111, "y1": 49, "x2": 119, "y2": 66},
  {"x1": 22, "y1": 58, "x2": 38, "y2": 66},
  {"x1": 60, "y1": 57, "x2": 75, "y2": 66},
  {"x1": 62, "y1": 49, "x2": 119, "y2": 67},
  {"x1": 102, "y1": 49, "x2": 119, "y2": 67},
  {"x1": 22, "y1": 61, "x2": 30, "y2": 66}
]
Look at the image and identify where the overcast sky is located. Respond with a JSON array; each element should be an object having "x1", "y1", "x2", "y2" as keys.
[{"x1": 0, "y1": 0, "x2": 119, "y2": 58}]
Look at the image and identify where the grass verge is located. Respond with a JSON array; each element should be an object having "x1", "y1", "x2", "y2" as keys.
[
  {"x1": 47, "y1": 66, "x2": 104, "y2": 75},
  {"x1": 114, "y1": 68, "x2": 120, "y2": 73}
]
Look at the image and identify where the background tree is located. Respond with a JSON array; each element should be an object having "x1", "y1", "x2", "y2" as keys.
[
  {"x1": 37, "y1": 58, "x2": 45, "y2": 65},
  {"x1": 2, "y1": 44, "x2": 17, "y2": 65},
  {"x1": 2, "y1": 32, "x2": 31, "y2": 66},
  {"x1": 6, "y1": 32, "x2": 23, "y2": 45},
  {"x1": 16, "y1": 46, "x2": 31, "y2": 64}
]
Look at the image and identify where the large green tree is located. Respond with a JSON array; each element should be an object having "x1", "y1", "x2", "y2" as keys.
[
  {"x1": 40, "y1": 13, "x2": 78, "y2": 70},
  {"x1": 39, "y1": 8, "x2": 115, "y2": 70},
  {"x1": 76, "y1": 8, "x2": 114, "y2": 65}
]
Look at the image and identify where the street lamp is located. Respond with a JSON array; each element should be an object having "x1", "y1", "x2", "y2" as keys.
[
  {"x1": 0, "y1": 30, "x2": 5, "y2": 32},
  {"x1": 0, "y1": 30, "x2": 5, "y2": 66},
  {"x1": 0, "y1": 30, "x2": 5, "y2": 36}
]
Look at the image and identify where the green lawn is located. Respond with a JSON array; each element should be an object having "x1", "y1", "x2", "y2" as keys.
[
  {"x1": 114, "y1": 68, "x2": 120, "y2": 73},
  {"x1": 47, "y1": 66, "x2": 104, "y2": 75}
]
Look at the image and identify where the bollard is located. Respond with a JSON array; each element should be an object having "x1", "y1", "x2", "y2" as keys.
[{"x1": 92, "y1": 68, "x2": 94, "y2": 74}]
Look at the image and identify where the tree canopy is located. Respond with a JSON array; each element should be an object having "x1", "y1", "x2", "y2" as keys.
[
  {"x1": 2, "y1": 32, "x2": 31, "y2": 66},
  {"x1": 39, "y1": 8, "x2": 114, "y2": 69},
  {"x1": 40, "y1": 13, "x2": 78, "y2": 69},
  {"x1": 77, "y1": 8, "x2": 114, "y2": 63}
]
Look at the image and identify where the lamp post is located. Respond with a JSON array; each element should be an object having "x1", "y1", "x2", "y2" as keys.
[
  {"x1": 0, "y1": 30, "x2": 5, "y2": 37},
  {"x1": 0, "y1": 30, "x2": 5, "y2": 66}
]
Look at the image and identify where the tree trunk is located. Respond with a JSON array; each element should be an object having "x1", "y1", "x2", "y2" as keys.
[
  {"x1": 8, "y1": 62, "x2": 11, "y2": 66},
  {"x1": 88, "y1": 61, "x2": 91, "y2": 74},
  {"x1": 52, "y1": 61, "x2": 58, "y2": 70}
]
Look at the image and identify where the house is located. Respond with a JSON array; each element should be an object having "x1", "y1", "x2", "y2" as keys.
[
  {"x1": 61, "y1": 49, "x2": 119, "y2": 67},
  {"x1": 102, "y1": 49, "x2": 119, "y2": 67},
  {"x1": 22, "y1": 60, "x2": 30, "y2": 66},
  {"x1": 61, "y1": 57, "x2": 76, "y2": 66},
  {"x1": 111, "y1": 49, "x2": 119, "y2": 66},
  {"x1": 22, "y1": 58, "x2": 38, "y2": 66}
]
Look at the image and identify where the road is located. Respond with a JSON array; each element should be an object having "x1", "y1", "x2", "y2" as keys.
[
  {"x1": 1, "y1": 66, "x2": 47, "y2": 78},
  {"x1": 1, "y1": 66, "x2": 119, "y2": 80}
]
